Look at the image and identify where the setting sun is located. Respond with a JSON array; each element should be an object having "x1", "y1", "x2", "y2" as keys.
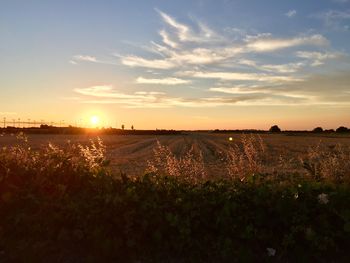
[{"x1": 90, "y1": 116, "x2": 100, "y2": 126}]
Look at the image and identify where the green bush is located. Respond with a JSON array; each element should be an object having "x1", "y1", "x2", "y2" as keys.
[{"x1": 0, "y1": 136, "x2": 350, "y2": 262}]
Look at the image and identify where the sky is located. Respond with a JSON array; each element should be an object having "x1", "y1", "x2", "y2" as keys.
[{"x1": 1, "y1": 0, "x2": 350, "y2": 130}]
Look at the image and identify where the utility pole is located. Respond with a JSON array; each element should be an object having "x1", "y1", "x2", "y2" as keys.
[{"x1": 3, "y1": 117, "x2": 6, "y2": 128}]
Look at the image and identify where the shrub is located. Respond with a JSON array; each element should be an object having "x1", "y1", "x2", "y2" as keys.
[
  {"x1": 269, "y1": 125, "x2": 281, "y2": 132},
  {"x1": 312, "y1": 127, "x2": 323, "y2": 133},
  {"x1": 336, "y1": 126, "x2": 349, "y2": 133}
]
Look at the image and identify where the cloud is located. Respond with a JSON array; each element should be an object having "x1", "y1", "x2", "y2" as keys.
[
  {"x1": 157, "y1": 9, "x2": 191, "y2": 42},
  {"x1": 120, "y1": 55, "x2": 176, "y2": 69},
  {"x1": 70, "y1": 54, "x2": 118, "y2": 65},
  {"x1": 72, "y1": 10, "x2": 348, "y2": 109},
  {"x1": 180, "y1": 71, "x2": 304, "y2": 83},
  {"x1": 72, "y1": 55, "x2": 98, "y2": 63},
  {"x1": 73, "y1": 72, "x2": 350, "y2": 108},
  {"x1": 312, "y1": 10, "x2": 350, "y2": 30},
  {"x1": 208, "y1": 71, "x2": 350, "y2": 106},
  {"x1": 136, "y1": 77, "x2": 191, "y2": 85},
  {"x1": 285, "y1": 10, "x2": 297, "y2": 18},
  {"x1": 72, "y1": 85, "x2": 305, "y2": 108},
  {"x1": 209, "y1": 86, "x2": 265, "y2": 94},
  {"x1": 296, "y1": 51, "x2": 343, "y2": 66},
  {"x1": 159, "y1": 30, "x2": 178, "y2": 48},
  {"x1": 245, "y1": 34, "x2": 328, "y2": 52},
  {"x1": 238, "y1": 59, "x2": 305, "y2": 73},
  {"x1": 259, "y1": 62, "x2": 305, "y2": 73},
  {"x1": 117, "y1": 10, "x2": 332, "y2": 79},
  {"x1": 156, "y1": 8, "x2": 221, "y2": 44}
]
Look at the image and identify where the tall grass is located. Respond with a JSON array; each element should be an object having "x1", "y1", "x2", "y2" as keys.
[
  {"x1": 148, "y1": 135, "x2": 350, "y2": 183},
  {"x1": 302, "y1": 142, "x2": 350, "y2": 183},
  {"x1": 225, "y1": 134, "x2": 266, "y2": 180},
  {"x1": 147, "y1": 140, "x2": 206, "y2": 182}
]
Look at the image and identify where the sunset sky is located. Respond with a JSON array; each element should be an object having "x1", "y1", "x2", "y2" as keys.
[{"x1": 1, "y1": 0, "x2": 350, "y2": 130}]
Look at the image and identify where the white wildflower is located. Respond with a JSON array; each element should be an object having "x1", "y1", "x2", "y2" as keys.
[
  {"x1": 318, "y1": 193, "x2": 329, "y2": 204},
  {"x1": 294, "y1": 192, "x2": 299, "y2": 199},
  {"x1": 267, "y1": 247, "x2": 276, "y2": 257}
]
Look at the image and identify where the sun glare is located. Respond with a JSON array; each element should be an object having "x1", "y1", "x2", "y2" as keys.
[{"x1": 90, "y1": 116, "x2": 100, "y2": 127}]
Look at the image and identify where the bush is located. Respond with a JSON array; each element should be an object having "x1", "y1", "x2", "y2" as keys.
[
  {"x1": 269, "y1": 125, "x2": 281, "y2": 132},
  {"x1": 312, "y1": 127, "x2": 323, "y2": 133},
  {"x1": 336, "y1": 126, "x2": 349, "y2": 133}
]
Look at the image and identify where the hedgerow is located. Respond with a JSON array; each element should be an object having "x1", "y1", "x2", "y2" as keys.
[{"x1": 0, "y1": 135, "x2": 350, "y2": 262}]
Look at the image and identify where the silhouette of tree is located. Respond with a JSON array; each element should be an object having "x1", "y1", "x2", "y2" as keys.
[
  {"x1": 121, "y1": 124, "x2": 125, "y2": 130},
  {"x1": 336, "y1": 126, "x2": 349, "y2": 133},
  {"x1": 269, "y1": 125, "x2": 281, "y2": 132},
  {"x1": 131, "y1": 125, "x2": 134, "y2": 130},
  {"x1": 312, "y1": 127, "x2": 323, "y2": 133}
]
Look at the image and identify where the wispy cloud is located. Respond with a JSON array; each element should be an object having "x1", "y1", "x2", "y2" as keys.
[
  {"x1": 156, "y1": 8, "x2": 221, "y2": 44},
  {"x1": 159, "y1": 30, "x2": 178, "y2": 48},
  {"x1": 245, "y1": 34, "x2": 328, "y2": 52},
  {"x1": 136, "y1": 77, "x2": 191, "y2": 85},
  {"x1": 180, "y1": 71, "x2": 303, "y2": 83},
  {"x1": 117, "y1": 9, "x2": 332, "y2": 82},
  {"x1": 296, "y1": 51, "x2": 343, "y2": 66},
  {"x1": 285, "y1": 10, "x2": 297, "y2": 18},
  {"x1": 73, "y1": 55, "x2": 97, "y2": 63},
  {"x1": 71, "y1": 10, "x2": 349, "y2": 109},
  {"x1": 72, "y1": 85, "x2": 302, "y2": 108},
  {"x1": 238, "y1": 59, "x2": 305, "y2": 73},
  {"x1": 121, "y1": 55, "x2": 176, "y2": 69},
  {"x1": 311, "y1": 10, "x2": 350, "y2": 30},
  {"x1": 70, "y1": 54, "x2": 118, "y2": 65},
  {"x1": 73, "y1": 72, "x2": 350, "y2": 108}
]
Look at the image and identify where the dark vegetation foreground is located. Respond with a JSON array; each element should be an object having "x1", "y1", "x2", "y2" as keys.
[{"x1": 0, "y1": 135, "x2": 350, "y2": 262}]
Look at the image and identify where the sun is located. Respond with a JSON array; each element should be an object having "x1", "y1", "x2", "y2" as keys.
[{"x1": 90, "y1": 115, "x2": 100, "y2": 126}]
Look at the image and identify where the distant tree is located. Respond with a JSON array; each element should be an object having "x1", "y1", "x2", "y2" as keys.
[
  {"x1": 131, "y1": 125, "x2": 134, "y2": 130},
  {"x1": 121, "y1": 124, "x2": 125, "y2": 130},
  {"x1": 336, "y1": 126, "x2": 349, "y2": 133},
  {"x1": 269, "y1": 125, "x2": 281, "y2": 132},
  {"x1": 312, "y1": 127, "x2": 323, "y2": 133},
  {"x1": 325, "y1": 129, "x2": 335, "y2": 133}
]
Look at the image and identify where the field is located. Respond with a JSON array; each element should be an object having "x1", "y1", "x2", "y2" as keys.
[{"x1": 1, "y1": 132, "x2": 350, "y2": 177}]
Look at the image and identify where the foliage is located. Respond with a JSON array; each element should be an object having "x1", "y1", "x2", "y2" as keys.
[
  {"x1": 269, "y1": 125, "x2": 281, "y2": 132},
  {"x1": 336, "y1": 126, "x2": 349, "y2": 133},
  {"x1": 0, "y1": 135, "x2": 350, "y2": 262},
  {"x1": 312, "y1": 127, "x2": 323, "y2": 133}
]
